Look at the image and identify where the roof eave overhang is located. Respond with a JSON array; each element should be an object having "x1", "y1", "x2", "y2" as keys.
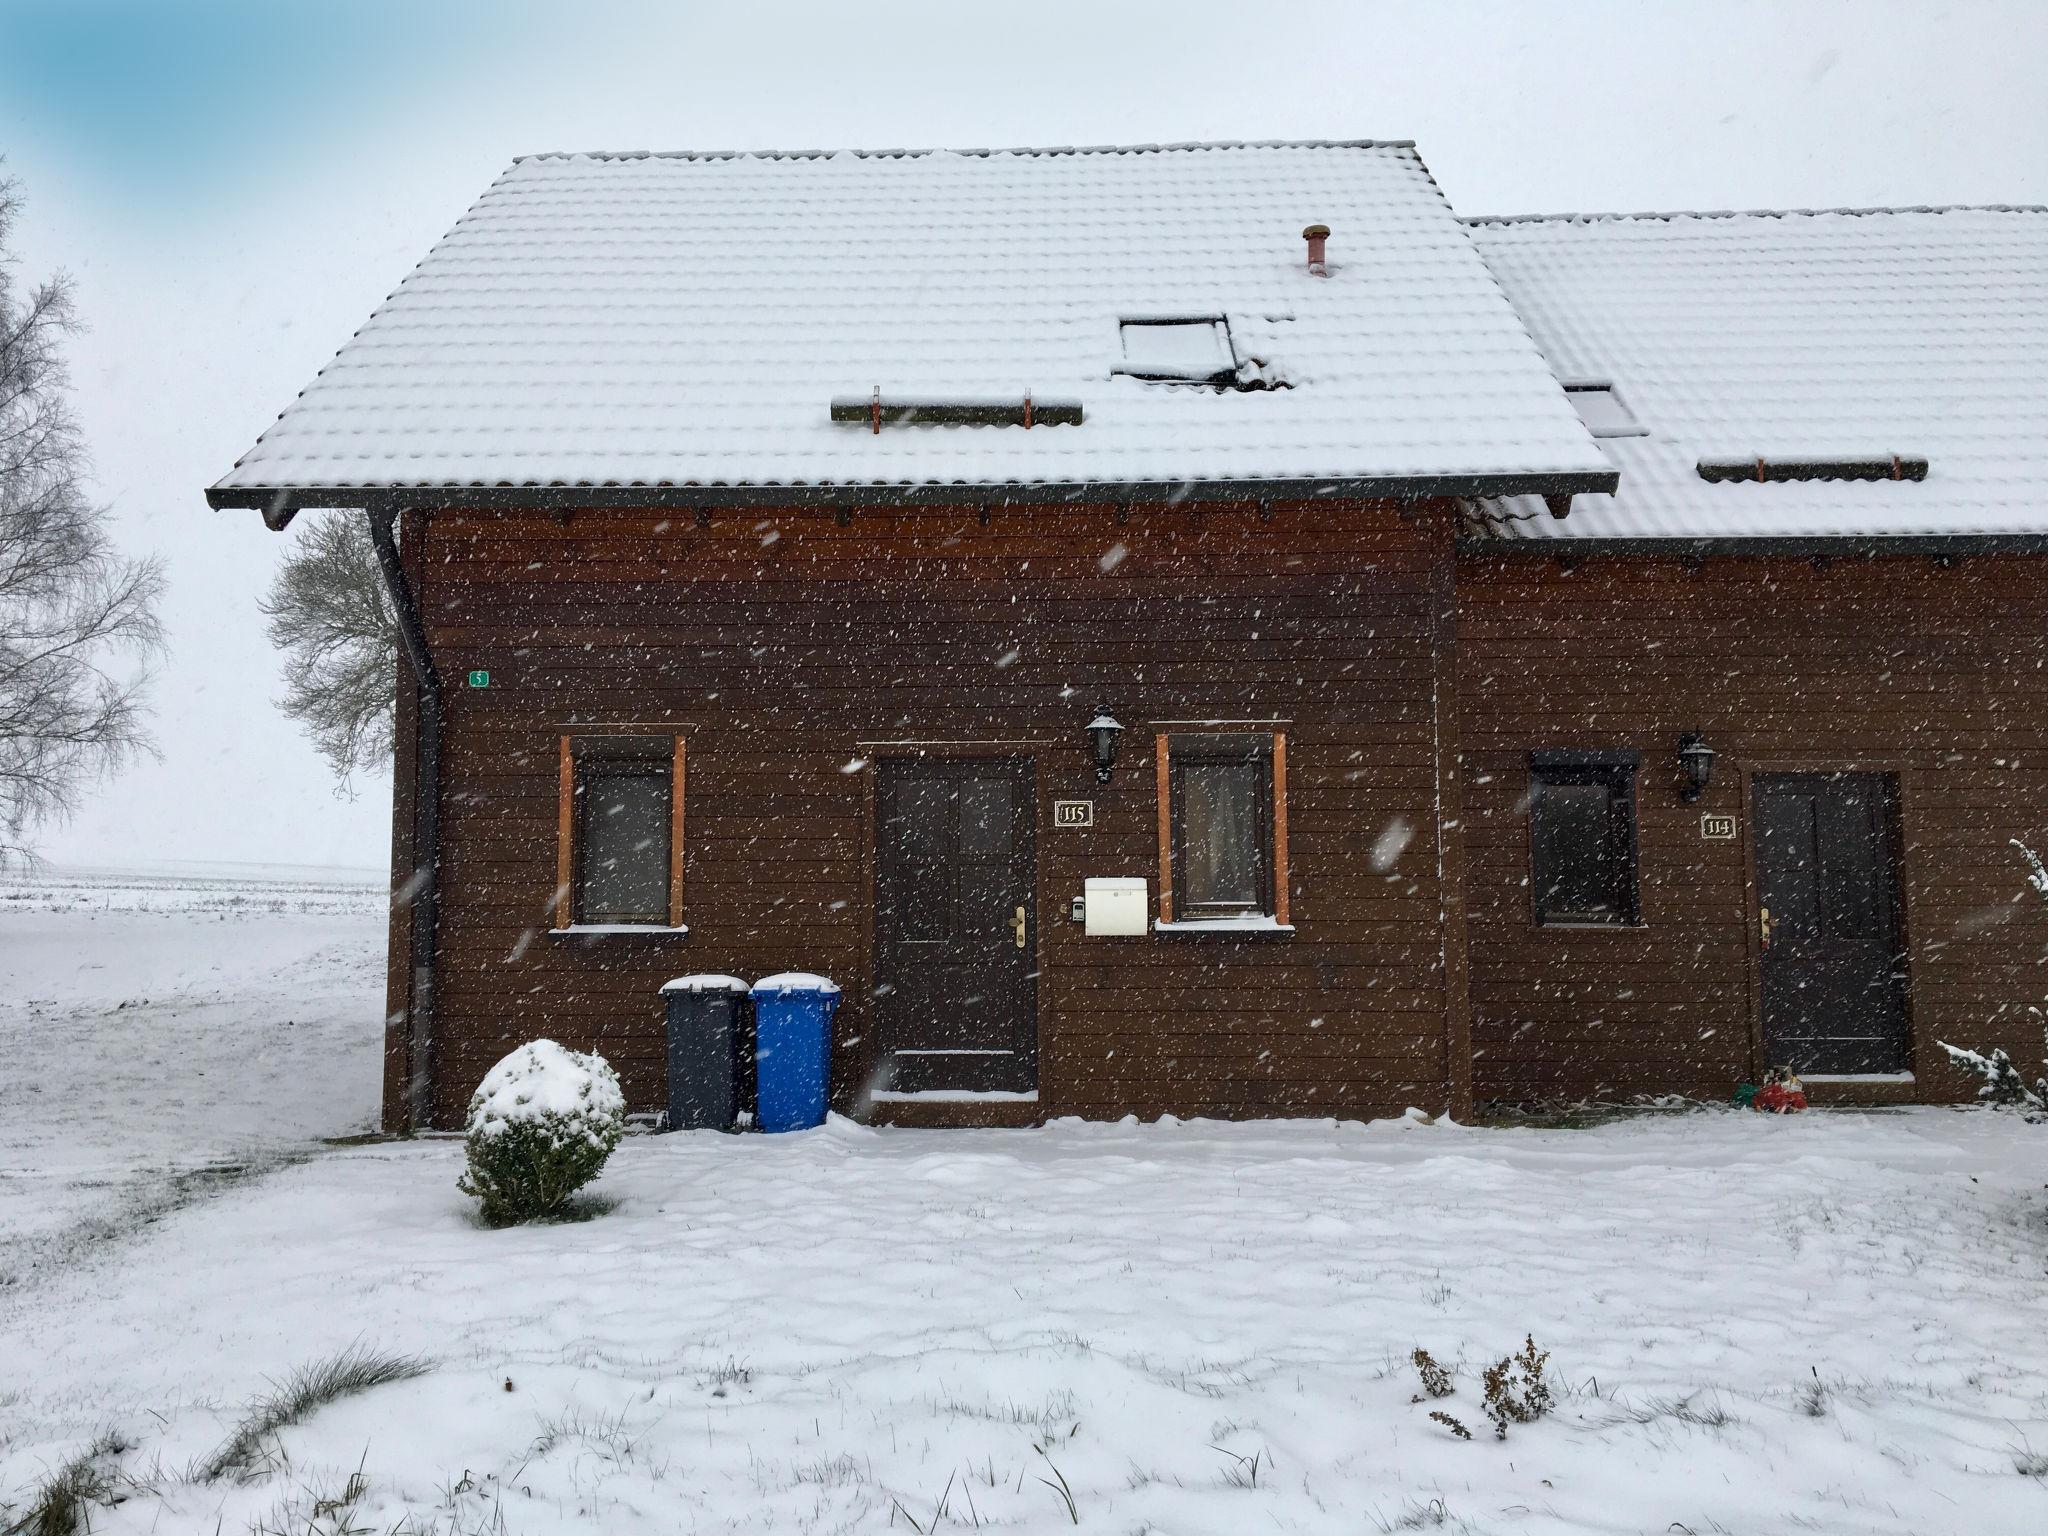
[
  {"x1": 208, "y1": 468, "x2": 1621, "y2": 524},
  {"x1": 1457, "y1": 532, "x2": 2048, "y2": 558}
]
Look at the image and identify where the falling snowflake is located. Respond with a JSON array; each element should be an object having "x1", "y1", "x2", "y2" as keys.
[{"x1": 1370, "y1": 817, "x2": 1414, "y2": 873}]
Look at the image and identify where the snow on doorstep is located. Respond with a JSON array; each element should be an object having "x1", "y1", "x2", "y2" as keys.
[
  {"x1": 210, "y1": 143, "x2": 1613, "y2": 497},
  {"x1": 1466, "y1": 205, "x2": 2048, "y2": 541},
  {"x1": 1802, "y1": 1071, "x2": 1917, "y2": 1083}
]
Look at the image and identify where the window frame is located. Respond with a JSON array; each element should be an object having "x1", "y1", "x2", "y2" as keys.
[
  {"x1": 1561, "y1": 380, "x2": 1648, "y2": 439},
  {"x1": 1115, "y1": 316, "x2": 1239, "y2": 384},
  {"x1": 1528, "y1": 749, "x2": 1641, "y2": 928},
  {"x1": 554, "y1": 734, "x2": 687, "y2": 931},
  {"x1": 1156, "y1": 731, "x2": 1290, "y2": 927}
]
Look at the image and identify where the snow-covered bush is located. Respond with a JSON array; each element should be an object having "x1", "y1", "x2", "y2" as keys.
[
  {"x1": 1937, "y1": 839, "x2": 2048, "y2": 1116},
  {"x1": 458, "y1": 1040, "x2": 625, "y2": 1225},
  {"x1": 1939, "y1": 1042, "x2": 2046, "y2": 1112}
]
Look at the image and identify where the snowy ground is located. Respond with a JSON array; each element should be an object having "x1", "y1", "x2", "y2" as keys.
[
  {"x1": 4, "y1": 872, "x2": 2046, "y2": 1535},
  {"x1": 0, "y1": 863, "x2": 385, "y2": 1282}
]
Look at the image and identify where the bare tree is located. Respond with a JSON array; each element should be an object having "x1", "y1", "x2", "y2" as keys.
[
  {"x1": 258, "y1": 512, "x2": 399, "y2": 789},
  {"x1": 0, "y1": 174, "x2": 164, "y2": 862}
]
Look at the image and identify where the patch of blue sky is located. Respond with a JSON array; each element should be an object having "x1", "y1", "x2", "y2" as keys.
[{"x1": 0, "y1": 1, "x2": 526, "y2": 209}]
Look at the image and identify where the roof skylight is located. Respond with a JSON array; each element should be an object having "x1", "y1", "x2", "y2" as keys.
[
  {"x1": 1117, "y1": 318, "x2": 1237, "y2": 384},
  {"x1": 1564, "y1": 382, "x2": 1647, "y2": 438}
]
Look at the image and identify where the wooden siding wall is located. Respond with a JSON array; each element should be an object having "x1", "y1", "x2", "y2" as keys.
[
  {"x1": 405, "y1": 501, "x2": 1460, "y2": 1127},
  {"x1": 381, "y1": 520, "x2": 428, "y2": 1134},
  {"x1": 1456, "y1": 552, "x2": 2048, "y2": 1105},
  {"x1": 382, "y1": 612, "x2": 419, "y2": 1133}
]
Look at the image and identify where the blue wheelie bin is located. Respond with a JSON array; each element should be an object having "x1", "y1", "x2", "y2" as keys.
[{"x1": 749, "y1": 972, "x2": 840, "y2": 1132}]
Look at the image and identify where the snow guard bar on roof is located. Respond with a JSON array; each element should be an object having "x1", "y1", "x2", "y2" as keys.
[
  {"x1": 829, "y1": 394, "x2": 1085, "y2": 429},
  {"x1": 1697, "y1": 456, "x2": 1929, "y2": 485}
]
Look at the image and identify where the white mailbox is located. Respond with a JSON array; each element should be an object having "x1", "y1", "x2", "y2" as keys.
[{"x1": 1082, "y1": 877, "x2": 1149, "y2": 937}]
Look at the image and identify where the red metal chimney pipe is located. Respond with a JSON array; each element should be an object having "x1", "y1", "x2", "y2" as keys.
[{"x1": 1303, "y1": 223, "x2": 1330, "y2": 276}]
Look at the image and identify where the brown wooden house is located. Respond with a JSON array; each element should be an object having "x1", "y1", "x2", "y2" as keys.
[{"x1": 209, "y1": 145, "x2": 2048, "y2": 1130}]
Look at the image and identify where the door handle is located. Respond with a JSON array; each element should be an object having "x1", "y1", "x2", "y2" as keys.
[
  {"x1": 1759, "y1": 906, "x2": 1774, "y2": 951},
  {"x1": 1012, "y1": 904, "x2": 1028, "y2": 950}
]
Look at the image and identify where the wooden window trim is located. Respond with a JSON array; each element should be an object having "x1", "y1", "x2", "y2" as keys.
[
  {"x1": 1157, "y1": 730, "x2": 1290, "y2": 926},
  {"x1": 555, "y1": 738, "x2": 575, "y2": 928},
  {"x1": 1529, "y1": 750, "x2": 1641, "y2": 928},
  {"x1": 554, "y1": 734, "x2": 687, "y2": 931},
  {"x1": 1272, "y1": 732, "x2": 1290, "y2": 927},
  {"x1": 1156, "y1": 733, "x2": 1174, "y2": 924},
  {"x1": 669, "y1": 739, "x2": 686, "y2": 926}
]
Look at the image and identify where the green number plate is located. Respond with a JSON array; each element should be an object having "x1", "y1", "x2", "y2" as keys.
[{"x1": 468, "y1": 669, "x2": 490, "y2": 688}]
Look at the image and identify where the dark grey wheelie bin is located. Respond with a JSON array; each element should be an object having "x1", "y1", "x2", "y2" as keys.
[{"x1": 660, "y1": 974, "x2": 751, "y2": 1131}]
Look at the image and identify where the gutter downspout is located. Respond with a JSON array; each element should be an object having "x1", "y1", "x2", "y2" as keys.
[{"x1": 368, "y1": 507, "x2": 442, "y2": 1131}]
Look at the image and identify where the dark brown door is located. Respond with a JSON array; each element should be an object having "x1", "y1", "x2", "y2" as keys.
[
  {"x1": 874, "y1": 757, "x2": 1037, "y2": 1095},
  {"x1": 1753, "y1": 773, "x2": 1909, "y2": 1074}
]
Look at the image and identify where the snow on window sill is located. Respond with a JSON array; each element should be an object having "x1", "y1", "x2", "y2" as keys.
[
  {"x1": 1153, "y1": 916, "x2": 1295, "y2": 935},
  {"x1": 870, "y1": 1089, "x2": 1040, "y2": 1104},
  {"x1": 548, "y1": 923, "x2": 691, "y2": 937}
]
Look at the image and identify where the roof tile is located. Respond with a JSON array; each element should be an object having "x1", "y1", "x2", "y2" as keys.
[
  {"x1": 214, "y1": 142, "x2": 1610, "y2": 499},
  {"x1": 1467, "y1": 205, "x2": 2048, "y2": 542}
]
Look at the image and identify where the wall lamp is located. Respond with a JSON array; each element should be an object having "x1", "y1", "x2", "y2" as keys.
[
  {"x1": 1678, "y1": 732, "x2": 1716, "y2": 803},
  {"x1": 1087, "y1": 712, "x2": 1124, "y2": 784}
]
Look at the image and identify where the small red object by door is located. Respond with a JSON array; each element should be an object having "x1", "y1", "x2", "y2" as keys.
[{"x1": 1753, "y1": 1073, "x2": 1808, "y2": 1114}]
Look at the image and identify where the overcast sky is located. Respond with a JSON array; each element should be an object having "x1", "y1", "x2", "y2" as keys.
[{"x1": 3, "y1": 0, "x2": 2045, "y2": 873}]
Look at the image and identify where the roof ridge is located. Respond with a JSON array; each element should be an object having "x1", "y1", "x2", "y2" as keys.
[
  {"x1": 513, "y1": 139, "x2": 1419, "y2": 165},
  {"x1": 1464, "y1": 202, "x2": 2048, "y2": 228}
]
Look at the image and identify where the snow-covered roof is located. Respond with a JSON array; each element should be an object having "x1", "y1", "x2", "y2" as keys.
[
  {"x1": 208, "y1": 142, "x2": 1615, "y2": 511},
  {"x1": 1465, "y1": 205, "x2": 2048, "y2": 546}
]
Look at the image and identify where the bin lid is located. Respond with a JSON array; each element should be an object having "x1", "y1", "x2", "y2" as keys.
[
  {"x1": 659, "y1": 973, "x2": 751, "y2": 994},
  {"x1": 750, "y1": 971, "x2": 841, "y2": 997}
]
